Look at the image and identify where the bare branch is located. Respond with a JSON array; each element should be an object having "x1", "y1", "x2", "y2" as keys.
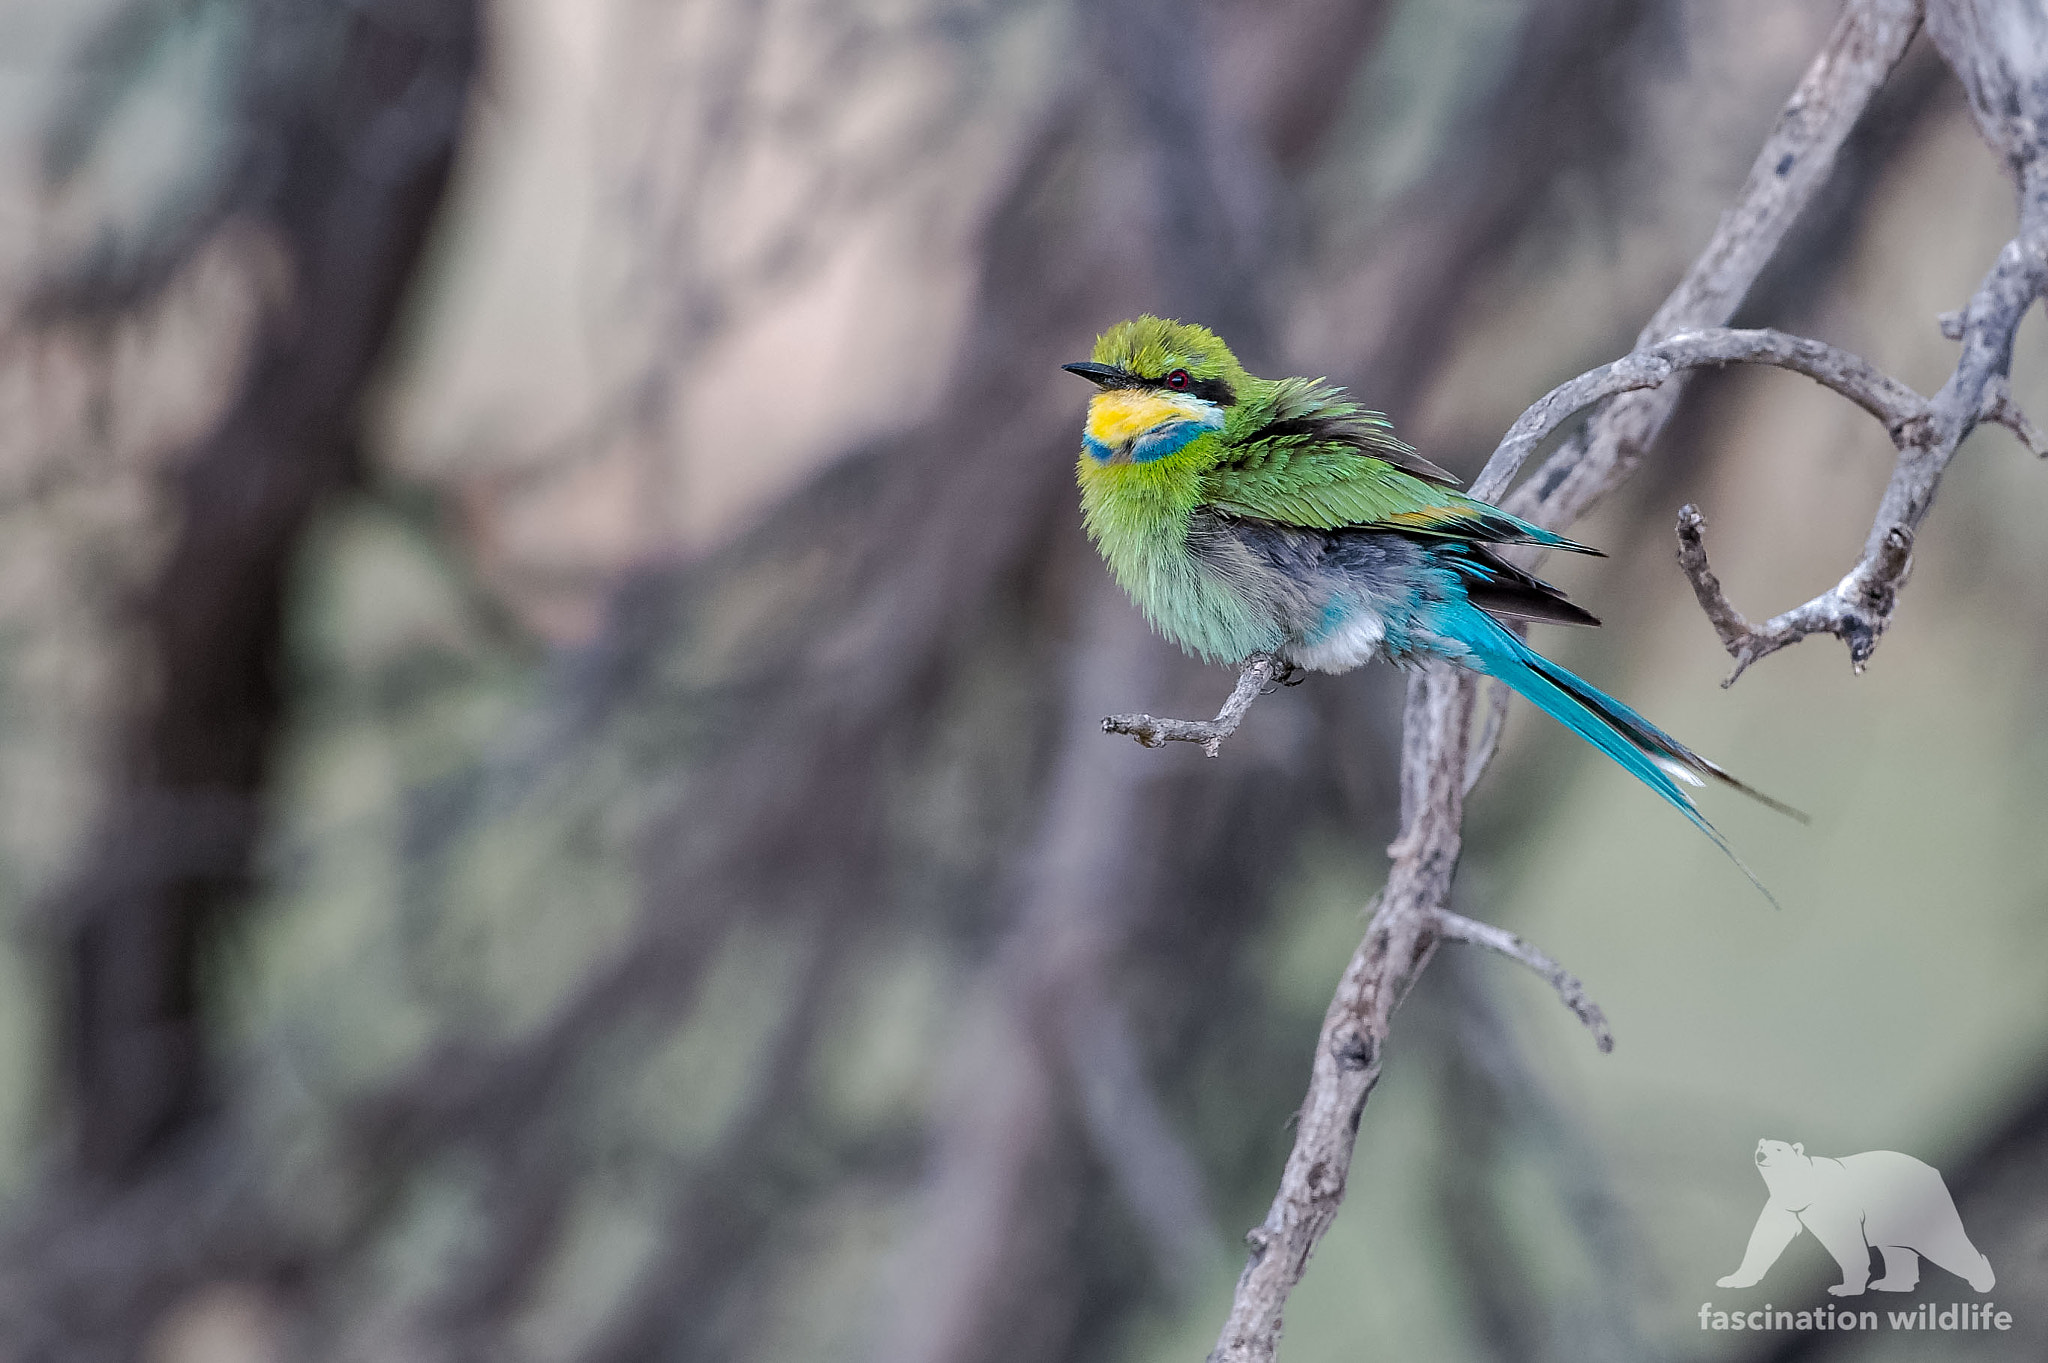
[
  {"x1": 1103, "y1": 653, "x2": 1284, "y2": 757},
  {"x1": 1979, "y1": 373, "x2": 2048, "y2": 457},
  {"x1": 1208, "y1": 3, "x2": 1926, "y2": 1357},
  {"x1": 1433, "y1": 909, "x2": 1614, "y2": 1054},
  {"x1": 1672, "y1": 188, "x2": 2046, "y2": 679},
  {"x1": 1672, "y1": 505, "x2": 1760, "y2": 681},
  {"x1": 1503, "y1": 301, "x2": 2048, "y2": 683},
  {"x1": 1489, "y1": 0, "x2": 1928, "y2": 523},
  {"x1": 1479, "y1": 326, "x2": 1927, "y2": 501},
  {"x1": 1664, "y1": 0, "x2": 2048, "y2": 679},
  {"x1": 1925, "y1": 0, "x2": 2048, "y2": 175},
  {"x1": 1677, "y1": 504, "x2": 1915, "y2": 682},
  {"x1": 1208, "y1": 667, "x2": 1470, "y2": 1363}
]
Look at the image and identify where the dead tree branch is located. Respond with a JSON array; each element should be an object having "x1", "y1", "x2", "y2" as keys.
[
  {"x1": 1433, "y1": 909, "x2": 1613, "y2": 1054},
  {"x1": 1484, "y1": 325, "x2": 1928, "y2": 493},
  {"x1": 1671, "y1": 170, "x2": 2046, "y2": 681},
  {"x1": 1492, "y1": 0, "x2": 1927, "y2": 522},
  {"x1": 1676, "y1": 505, "x2": 1915, "y2": 683},
  {"x1": 1208, "y1": 666, "x2": 1469, "y2": 1363},
  {"x1": 1207, "y1": 2, "x2": 1927, "y2": 1358},
  {"x1": 1658, "y1": 0, "x2": 2048, "y2": 682},
  {"x1": 1980, "y1": 374, "x2": 2048, "y2": 456},
  {"x1": 1103, "y1": 653, "x2": 1284, "y2": 757},
  {"x1": 1462, "y1": 678, "x2": 1511, "y2": 797}
]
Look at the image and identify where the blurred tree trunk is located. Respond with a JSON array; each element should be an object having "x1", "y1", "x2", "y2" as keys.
[{"x1": 52, "y1": 0, "x2": 479, "y2": 1184}]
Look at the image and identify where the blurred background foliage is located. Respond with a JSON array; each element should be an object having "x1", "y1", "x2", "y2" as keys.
[{"x1": 0, "y1": 0, "x2": 2042, "y2": 1360}]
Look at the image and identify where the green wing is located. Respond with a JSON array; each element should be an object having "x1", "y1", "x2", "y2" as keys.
[{"x1": 1200, "y1": 378, "x2": 1598, "y2": 554}]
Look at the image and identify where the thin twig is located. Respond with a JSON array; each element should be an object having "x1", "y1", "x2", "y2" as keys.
[
  {"x1": 1433, "y1": 909, "x2": 1614, "y2": 1053},
  {"x1": 1980, "y1": 374, "x2": 2048, "y2": 457},
  {"x1": 1672, "y1": 505, "x2": 1759, "y2": 681},
  {"x1": 1104, "y1": 653, "x2": 1283, "y2": 757}
]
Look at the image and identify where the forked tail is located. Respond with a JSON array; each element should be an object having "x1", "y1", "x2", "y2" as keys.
[{"x1": 1445, "y1": 605, "x2": 1804, "y2": 904}]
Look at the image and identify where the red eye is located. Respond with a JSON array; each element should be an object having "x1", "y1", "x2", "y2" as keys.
[{"x1": 1166, "y1": 369, "x2": 1191, "y2": 390}]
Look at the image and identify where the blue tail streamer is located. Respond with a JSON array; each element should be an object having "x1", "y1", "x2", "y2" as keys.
[{"x1": 1437, "y1": 601, "x2": 1781, "y2": 906}]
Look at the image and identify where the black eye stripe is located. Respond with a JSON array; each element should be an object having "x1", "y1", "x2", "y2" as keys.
[
  {"x1": 1087, "y1": 365, "x2": 1237, "y2": 406},
  {"x1": 1179, "y1": 375, "x2": 1236, "y2": 406},
  {"x1": 1142, "y1": 371, "x2": 1232, "y2": 405}
]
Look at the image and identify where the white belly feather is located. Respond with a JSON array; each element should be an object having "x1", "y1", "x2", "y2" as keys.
[{"x1": 1283, "y1": 606, "x2": 1388, "y2": 674}]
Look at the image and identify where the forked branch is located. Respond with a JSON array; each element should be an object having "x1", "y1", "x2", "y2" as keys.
[
  {"x1": 1676, "y1": 506, "x2": 1914, "y2": 684},
  {"x1": 1208, "y1": 2, "x2": 1929, "y2": 1358},
  {"x1": 1671, "y1": 190, "x2": 2046, "y2": 680}
]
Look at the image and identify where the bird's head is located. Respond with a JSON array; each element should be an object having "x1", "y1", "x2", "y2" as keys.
[{"x1": 1064, "y1": 316, "x2": 1247, "y2": 468}]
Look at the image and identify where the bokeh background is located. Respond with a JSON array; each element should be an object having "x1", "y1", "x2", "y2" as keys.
[{"x1": 0, "y1": 0, "x2": 2041, "y2": 1360}]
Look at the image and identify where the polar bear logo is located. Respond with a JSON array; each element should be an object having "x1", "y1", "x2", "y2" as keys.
[{"x1": 1717, "y1": 1139, "x2": 1993, "y2": 1297}]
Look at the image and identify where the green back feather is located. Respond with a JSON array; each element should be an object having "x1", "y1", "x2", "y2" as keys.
[{"x1": 1074, "y1": 317, "x2": 1596, "y2": 659}]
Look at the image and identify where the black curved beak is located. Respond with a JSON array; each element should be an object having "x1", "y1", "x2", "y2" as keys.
[{"x1": 1062, "y1": 361, "x2": 1130, "y2": 388}]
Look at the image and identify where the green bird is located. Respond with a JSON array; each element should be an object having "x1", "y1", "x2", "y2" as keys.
[{"x1": 1065, "y1": 315, "x2": 1796, "y2": 873}]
